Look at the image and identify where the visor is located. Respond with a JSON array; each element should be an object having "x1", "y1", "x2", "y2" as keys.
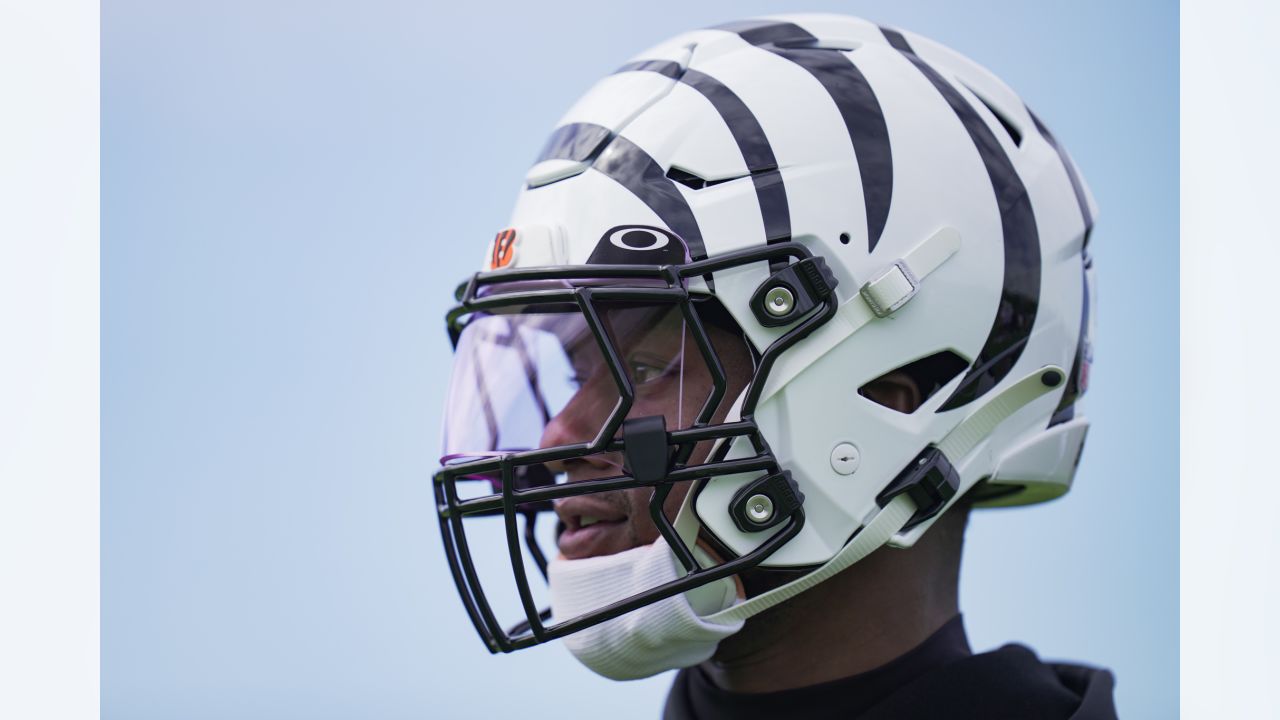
[{"x1": 443, "y1": 299, "x2": 724, "y2": 462}]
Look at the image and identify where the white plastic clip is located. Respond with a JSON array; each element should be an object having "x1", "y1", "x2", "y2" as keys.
[{"x1": 859, "y1": 260, "x2": 919, "y2": 318}]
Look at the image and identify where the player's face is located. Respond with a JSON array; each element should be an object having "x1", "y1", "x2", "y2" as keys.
[{"x1": 541, "y1": 306, "x2": 755, "y2": 560}]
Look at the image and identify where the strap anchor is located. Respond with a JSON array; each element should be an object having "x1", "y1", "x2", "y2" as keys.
[{"x1": 876, "y1": 446, "x2": 959, "y2": 530}]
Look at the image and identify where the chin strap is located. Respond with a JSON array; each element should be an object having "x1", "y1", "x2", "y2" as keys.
[
  {"x1": 704, "y1": 492, "x2": 917, "y2": 625},
  {"x1": 934, "y1": 365, "x2": 1064, "y2": 461},
  {"x1": 702, "y1": 363, "x2": 1066, "y2": 626}
]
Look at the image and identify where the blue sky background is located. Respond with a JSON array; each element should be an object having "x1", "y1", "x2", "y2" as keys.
[{"x1": 103, "y1": 1, "x2": 1178, "y2": 717}]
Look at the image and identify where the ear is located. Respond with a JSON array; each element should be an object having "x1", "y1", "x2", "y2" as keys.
[{"x1": 860, "y1": 370, "x2": 923, "y2": 414}]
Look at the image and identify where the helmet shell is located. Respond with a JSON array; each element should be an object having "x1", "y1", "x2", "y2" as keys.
[{"x1": 490, "y1": 14, "x2": 1097, "y2": 566}]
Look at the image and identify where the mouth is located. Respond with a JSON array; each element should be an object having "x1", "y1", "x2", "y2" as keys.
[{"x1": 555, "y1": 497, "x2": 632, "y2": 560}]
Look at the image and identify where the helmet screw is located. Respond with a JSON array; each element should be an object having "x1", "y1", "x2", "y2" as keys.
[
  {"x1": 745, "y1": 493, "x2": 774, "y2": 524},
  {"x1": 764, "y1": 286, "x2": 795, "y2": 317},
  {"x1": 830, "y1": 442, "x2": 861, "y2": 475},
  {"x1": 1041, "y1": 369, "x2": 1063, "y2": 387}
]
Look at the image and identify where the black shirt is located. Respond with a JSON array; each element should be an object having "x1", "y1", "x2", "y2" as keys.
[{"x1": 663, "y1": 616, "x2": 1117, "y2": 720}]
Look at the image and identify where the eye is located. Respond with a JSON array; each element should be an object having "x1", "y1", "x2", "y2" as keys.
[{"x1": 628, "y1": 355, "x2": 677, "y2": 385}]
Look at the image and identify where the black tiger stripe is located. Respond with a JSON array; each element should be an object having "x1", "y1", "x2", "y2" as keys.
[
  {"x1": 1050, "y1": 264, "x2": 1089, "y2": 426},
  {"x1": 1028, "y1": 109, "x2": 1094, "y2": 245},
  {"x1": 717, "y1": 19, "x2": 893, "y2": 252},
  {"x1": 681, "y1": 69, "x2": 790, "y2": 244},
  {"x1": 614, "y1": 59, "x2": 684, "y2": 80},
  {"x1": 883, "y1": 27, "x2": 912, "y2": 53},
  {"x1": 534, "y1": 123, "x2": 612, "y2": 165},
  {"x1": 536, "y1": 122, "x2": 707, "y2": 260},
  {"x1": 615, "y1": 62, "x2": 792, "y2": 245},
  {"x1": 879, "y1": 27, "x2": 1042, "y2": 412},
  {"x1": 1031, "y1": 108, "x2": 1094, "y2": 425}
]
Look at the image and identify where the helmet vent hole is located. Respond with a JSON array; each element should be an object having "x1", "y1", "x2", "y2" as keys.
[
  {"x1": 859, "y1": 350, "x2": 970, "y2": 413},
  {"x1": 667, "y1": 166, "x2": 708, "y2": 190},
  {"x1": 839, "y1": 232, "x2": 851, "y2": 245},
  {"x1": 666, "y1": 166, "x2": 740, "y2": 191},
  {"x1": 959, "y1": 82, "x2": 1023, "y2": 147}
]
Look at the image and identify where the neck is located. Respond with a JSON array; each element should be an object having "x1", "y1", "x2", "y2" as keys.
[{"x1": 699, "y1": 505, "x2": 969, "y2": 693}]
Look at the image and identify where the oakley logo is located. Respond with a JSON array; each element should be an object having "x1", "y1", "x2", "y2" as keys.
[
  {"x1": 607, "y1": 225, "x2": 674, "y2": 252},
  {"x1": 588, "y1": 224, "x2": 689, "y2": 266}
]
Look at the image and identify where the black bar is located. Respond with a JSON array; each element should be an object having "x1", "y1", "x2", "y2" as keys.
[
  {"x1": 502, "y1": 463, "x2": 549, "y2": 644},
  {"x1": 445, "y1": 454, "x2": 777, "y2": 517}
]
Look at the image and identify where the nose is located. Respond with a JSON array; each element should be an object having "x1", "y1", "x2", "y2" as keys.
[
  {"x1": 540, "y1": 406, "x2": 589, "y2": 451},
  {"x1": 540, "y1": 377, "x2": 619, "y2": 475},
  {"x1": 540, "y1": 371, "x2": 619, "y2": 447}
]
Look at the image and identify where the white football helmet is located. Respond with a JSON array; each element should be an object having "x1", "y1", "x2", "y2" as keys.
[{"x1": 434, "y1": 13, "x2": 1097, "y2": 659}]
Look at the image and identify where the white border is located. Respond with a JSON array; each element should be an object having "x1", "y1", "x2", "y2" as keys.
[
  {"x1": 1182, "y1": 0, "x2": 1280, "y2": 717},
  {"x1": 6, "y1": 1, "x2": 1280, "y2": 715},
  {"x1": 0, "y1": 1, "x2": 100, "y2": 718}
]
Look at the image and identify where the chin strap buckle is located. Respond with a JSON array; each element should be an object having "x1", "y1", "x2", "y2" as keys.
[
  {"x1": 860, "y1": 260, "x2": 919, "y2": 318},
  {"x1": 876, "y1": 446, "x2": 959, "y2": 531}
]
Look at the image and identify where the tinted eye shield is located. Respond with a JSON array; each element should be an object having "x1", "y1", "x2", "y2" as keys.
[{"x1": 434, "y1": 242, "x2": 839, "y2": 654}]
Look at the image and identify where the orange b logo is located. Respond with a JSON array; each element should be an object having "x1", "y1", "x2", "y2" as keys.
[{"x1": 489, "y1": 229, "x2": 518, "y2": 270}]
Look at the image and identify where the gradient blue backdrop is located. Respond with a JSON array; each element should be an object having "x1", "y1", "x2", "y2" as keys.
[{"x1": 103, "y1": 1, "x2": 1178, "y2": 717}]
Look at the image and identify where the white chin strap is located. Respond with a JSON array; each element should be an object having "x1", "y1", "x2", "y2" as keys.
[
  {"x1": 548, "y1": 539, "x2": 743, "y2": 680},
  {"x1": 706, "y1": 364, "x2": 1062, "y2": 624},
  {"x1": 549, "y1": 364, "x2": 1063, "y2": 679}
]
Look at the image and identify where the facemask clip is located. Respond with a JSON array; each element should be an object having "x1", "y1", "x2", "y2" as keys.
[
  {"x1": 728, "y1": 470, "x2": 805, "y2": 533},
  {"x1": 750, "y1": 256, "x2": 839, "y2": 328}
]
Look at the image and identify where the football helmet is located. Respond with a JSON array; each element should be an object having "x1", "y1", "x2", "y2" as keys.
[{"x1": 433, "y1": 14, "x2": 1097, "y2": 659}]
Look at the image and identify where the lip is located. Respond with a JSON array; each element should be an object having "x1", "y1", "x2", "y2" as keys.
[{"x1": 554, "y1": 495, "x2": 631, "y2": 560}]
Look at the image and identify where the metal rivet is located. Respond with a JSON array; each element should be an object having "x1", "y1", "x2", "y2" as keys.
[
  {"x1": 745, "y1": 493, "x2": 774, "y2": 524},
  {"x1": 764, "y1": 286, "x2": 795, "y2": 317},
  {"x1": 830, "y1": 443, "x2": 861, "y2": 475}
]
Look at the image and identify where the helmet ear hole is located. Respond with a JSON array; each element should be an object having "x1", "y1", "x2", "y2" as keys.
[{"x1": 858, "y1": 350, "x2": 969, "y2": 413}]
